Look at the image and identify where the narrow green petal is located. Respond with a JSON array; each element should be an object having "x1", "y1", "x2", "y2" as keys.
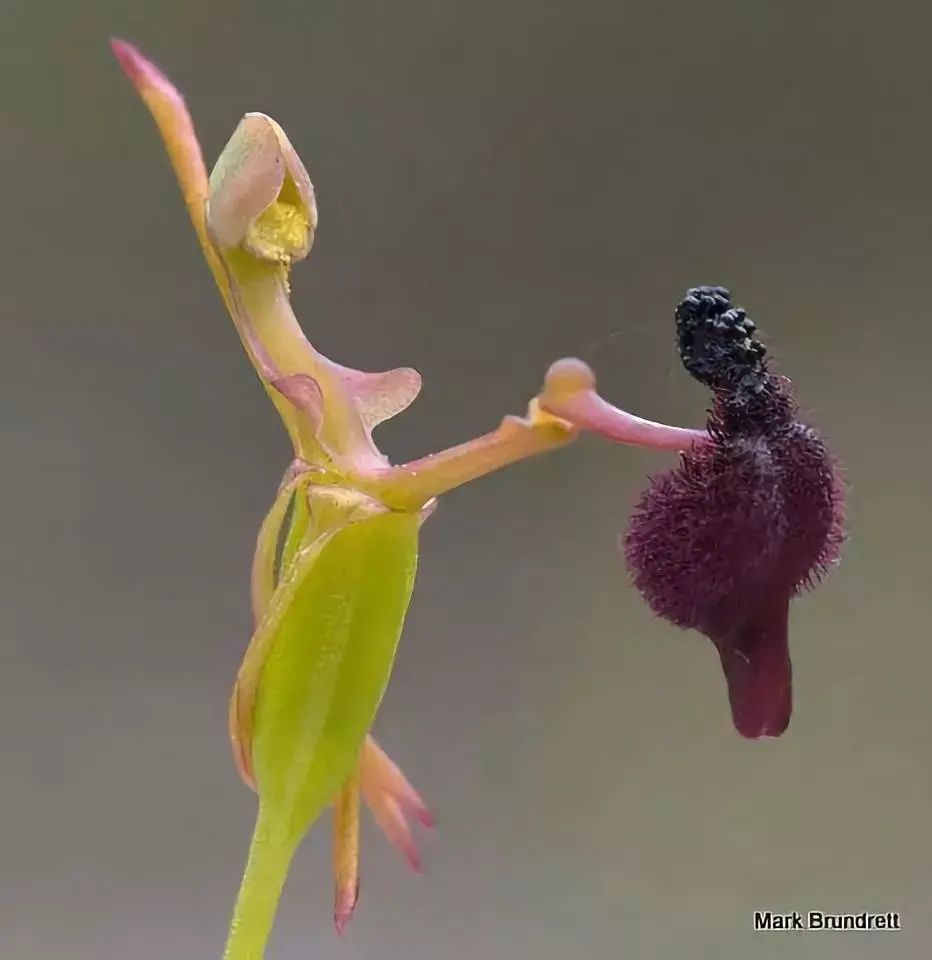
[
  {"x1": 249, "y1": 471, "x2": 308, "y2": 628},
  {"x1": 279, "y1": 484, "x2": 310, "y2": 582}
]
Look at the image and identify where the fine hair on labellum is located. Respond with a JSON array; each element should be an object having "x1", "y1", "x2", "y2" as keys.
[{"x1": 623, "y1": 287, "x2": 846, "y2": 738}]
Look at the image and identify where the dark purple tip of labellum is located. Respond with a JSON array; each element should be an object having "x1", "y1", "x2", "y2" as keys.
[{"x1": 624, "y1": 287, "x2": 846, "y2": 738}]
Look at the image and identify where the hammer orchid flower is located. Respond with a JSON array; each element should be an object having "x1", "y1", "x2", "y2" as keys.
[{"x1": 111, "y1": 40, "x2": 842, "y2": 960}]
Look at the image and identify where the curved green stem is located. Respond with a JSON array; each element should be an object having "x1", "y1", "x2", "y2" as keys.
[{"x1": 223, "y1": 806, "x2": 299, "y2": 960}]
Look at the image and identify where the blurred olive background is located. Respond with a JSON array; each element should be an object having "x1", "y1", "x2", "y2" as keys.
[{"x1": 3, "y1": 1, "x2": 931, "y2": 957}]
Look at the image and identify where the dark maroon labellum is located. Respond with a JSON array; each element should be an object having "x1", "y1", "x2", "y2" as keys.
[{"x1": 624, "y1": 287, "x2": 846, "y2": 738}]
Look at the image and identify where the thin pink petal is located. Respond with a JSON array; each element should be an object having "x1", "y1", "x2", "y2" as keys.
[
  {"x1": 333, "y1": 882, "x2": 359, "y2": 936},
  {"x1": 370, "y1": 795, "x2": 422, "y2": 874},
  {"x1": 360, "y1": 739, "x2": 434, "y2": 827},
  {"x1": 359, "y1": 738, "x2": 432, "y2": 870},
  {"x1": 110, "y1": 38, "x2": 173, "y2": 92}
]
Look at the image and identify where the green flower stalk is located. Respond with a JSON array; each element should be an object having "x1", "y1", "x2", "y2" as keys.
[{"x1": 111, "y1": 39, "x2": 704, "y2": 960}]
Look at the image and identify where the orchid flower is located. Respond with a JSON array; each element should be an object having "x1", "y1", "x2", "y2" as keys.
[
  {"x1": 111, "y1": 39, "x2": 705, "y2": 960},
  {"x1": 110, "y1": 38, "x2": 846, "y2": 960}
]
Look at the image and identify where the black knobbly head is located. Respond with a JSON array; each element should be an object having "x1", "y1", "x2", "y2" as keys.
[{"x1": 676, "y1": 286, "x2": 768, "y2": 399}]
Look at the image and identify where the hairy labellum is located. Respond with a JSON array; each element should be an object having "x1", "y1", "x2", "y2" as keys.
[{"x1": 624, "y1": 287, "x2": 845, "y2": 738}]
